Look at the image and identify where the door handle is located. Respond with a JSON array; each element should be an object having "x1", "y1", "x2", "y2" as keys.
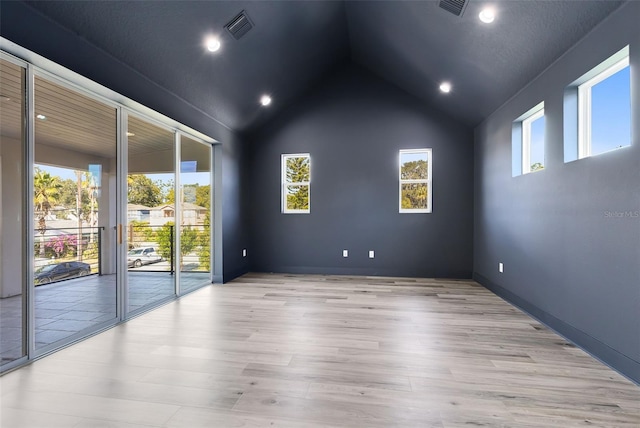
[{"x1": 117, "y1": 224, "x2": 122, "y2": 244}]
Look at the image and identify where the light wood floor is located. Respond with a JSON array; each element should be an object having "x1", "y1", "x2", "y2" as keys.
[{"x1": 1, "y1": 273, "x2": 638, "y2": 427}]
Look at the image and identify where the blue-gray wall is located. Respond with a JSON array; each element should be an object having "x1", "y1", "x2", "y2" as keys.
[
  {"x1": 0, "y1": 1, "x2": 249, "y2": 282},
  {"x1": 246, "y1": 65, "x2": 474, "y2": 277},
  {"x1": 474, "y1": 2, "x2": 640, "y2": 383}
]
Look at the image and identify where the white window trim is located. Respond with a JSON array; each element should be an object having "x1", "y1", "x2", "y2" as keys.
[
  {"x1": 399, "y1": 148, "x2": 432, "y2": 214},
  {"x1": 522, "y1": 105, "x2": 545, "y2": 174},
  {"x1": 578, "y1": 55, "x2": 629, "y2": 159},
  {"x1": 281, "y1": 153, "x2": 310, "y2": 214}
]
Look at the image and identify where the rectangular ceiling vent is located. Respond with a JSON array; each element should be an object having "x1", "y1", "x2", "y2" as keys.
[
  {"x1": 225, "y1": 11, "x2": 253, "y2": 40},
  {"x1": 439, "y1": 0, "x2": 468, "y2": 17}
]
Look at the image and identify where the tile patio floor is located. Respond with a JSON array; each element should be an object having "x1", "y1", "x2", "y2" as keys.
[{"x1": 0, "y1": 271, "x2": 210, "y2": 365}]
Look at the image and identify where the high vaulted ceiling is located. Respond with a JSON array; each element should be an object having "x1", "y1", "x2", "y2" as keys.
[{"x1": 20, "y1": 1, "x2": 625, "y2": 133}]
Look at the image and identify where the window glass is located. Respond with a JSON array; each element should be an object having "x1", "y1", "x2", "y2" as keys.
[
  {"x1": 0, "y1": 58, "x2": 26, "y2": 367},
  {"x1": 179, "y1": 135, "x2": 212, "y2": 294},
  {"x1": 282, "y1": 154, "x2": 310, "y2": 213},
  {"x1": 399, "y1": 149, "x2": 431, "y2": 213},
  {"x1": 33, "y1": 74, "x2": 117, "y2": 351},
  {"x1": 127, "y1": 115, "x2": 176, "y2": 313},
  {"x1": 529, "y1": 114, "x2": 545, "y2": 171},
  {"x1": 589, "y1": 66, "x2": 631, "y2": 156}
]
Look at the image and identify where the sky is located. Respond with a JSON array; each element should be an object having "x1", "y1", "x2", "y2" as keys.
[
  {"x1": 590, "y1": 66, "x2": 631, "y2": 155},
  {"x1": 400, "y1": 151, "x2": 428, "y2": 164},
  {"x1": 530, "y1": 115, "x2": 545, "y2": 167}
]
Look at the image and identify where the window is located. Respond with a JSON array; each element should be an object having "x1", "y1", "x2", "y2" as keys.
[
  {"x1": 579, "y1": 55, "x2": 630, "y2": 158},
  {"x1": 564, "y1": 46, "x2": 630, "y2": 161},
  {"x1": 282, "y1": 153, "x2": 310, "y2": 213},
  {"x1": 399, "y1": 149, "x2": 432, "y2": 213},
  {"x1": 516, "y1": 102, "x2": 545, "y2": 175}
]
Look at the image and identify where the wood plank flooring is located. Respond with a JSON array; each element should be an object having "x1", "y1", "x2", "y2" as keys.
[{"x1": 1, "y1": 273, "x2": 638, "y2": 427}]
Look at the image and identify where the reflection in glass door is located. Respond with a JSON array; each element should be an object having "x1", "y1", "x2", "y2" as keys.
[
  {"x1": 179, "y1": 135, "x2": 212, "y2": 293},
  {"x1": 33, "y1": 75, "x2": 118, "y2": 352},
  {"x1": 0, "y1": 58, "x2": 27, "y2": 368},
  {"x1": 126, "y1": 115, "x2": 176, "y2": 314}
]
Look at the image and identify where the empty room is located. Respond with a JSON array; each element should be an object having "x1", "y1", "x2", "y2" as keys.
[{"x1": 0, "y1": 1, "x2": 638, "y2": 427}]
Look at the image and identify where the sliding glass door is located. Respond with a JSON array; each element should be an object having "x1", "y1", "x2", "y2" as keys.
[
  {"x1": 0, "y1": 47, "x2": 216, "y2": 373},
  {"x1": 126, "y1": 115, "x2": 176, "y2": 314},
  {"x1": 33, "y1": 75, "x2": 118, "y2": 353},
  {"x1": 178, "y1": 135, "x2": 212, "y2": 294},
  {"x1": 0, "y1": 57, "x2": 27, "y2": 367}
]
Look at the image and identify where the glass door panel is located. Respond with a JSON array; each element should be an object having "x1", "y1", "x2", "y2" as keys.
[
  {"x1": 127, "y1": 115, "x2": 175, "y2": 313},
  {"x1": 0, "y1": 58, "x2": 26, "y2": 368},
  {"x1": 178, "y1": 135, "x2": 211, "y2": 294},
  {"x1": 33, "y1": 75, "x2": 118, "y2": 351}
]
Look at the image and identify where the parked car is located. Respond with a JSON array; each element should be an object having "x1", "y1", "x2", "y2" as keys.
[
  {"x1": 35, "y1": 261, "x2": 91, "y2": 285},
  {"x1": 127, "y1": 247, "x2": 162, "y2": 268}
]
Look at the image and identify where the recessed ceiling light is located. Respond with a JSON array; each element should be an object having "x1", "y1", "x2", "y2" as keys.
[
  {"x1": 439, "y1": 82, "x2": 452, "y2": 93},
  {"x1": 479, "y1": 8, "x2": 495, "y2": 23},
  {"x1": 126, "y1": 132, "x2": 135, "y2": 137},
  {"x1": 206, "y1": 37, "x2": 221, "y2": 52},
  {"x1": 260, "y1": 95, "x2": 272, "y2": 107},
  {"x1": 36, "y1": 114, "x2": 46, "y2": 120}
]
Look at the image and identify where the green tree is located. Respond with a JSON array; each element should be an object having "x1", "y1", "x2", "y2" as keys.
[
  {"x1": 285, "y1": 157, "x2": 310, "y2": 210},
  {"x1": 159, "y1": 179, "x2": 175, "y2": 204},
  {"x1": 57, "y1": 176, "x2": 95, "y2": 220},
  {"x1": 165, "y1": 187, "x2": 175, "y2": 204},
  {"x1": 156, "y1": 222, "x2": 198, "y2": 270},
  {"x1": 400, "y1": 160, "x2": 428, "y2": 210},
  {"x1": 34, "y1": 168, "x2": 62, "y2": 257},
  {"x1": 401, "y1": 160, "x2": 428, "y2": 180},
  {"x1": 58, "y1": 178, "x2": 79, "y2": 208},
  {"x1": 197, "y1": 211, "x2": 210, "y2": 271},
  {"x1": 195, "y1": 185, "x2": 210, "y2": 208},
  {"x1": 531, "y1": 162, "x2": 544, "y2": 171},
  {"x1": 401, "y1": 184, "x2": 428, "y2": 209},
  {"x1": 128, "y1": 174, "x2": 163, "y2": 207},
  {"x1": 156, "y1": 223, "x2": 174, "y2": 261},
  {"x1": 286, "y1": 186, "x2": 309, "y2": 210},
  {"x1": 180, "y1": 225, "x2": 198, "y2": 270}
]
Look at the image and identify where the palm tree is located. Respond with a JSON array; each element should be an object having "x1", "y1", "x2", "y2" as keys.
[{"x1": 34, "y1": 168, "x2": 62, "y2": 258}]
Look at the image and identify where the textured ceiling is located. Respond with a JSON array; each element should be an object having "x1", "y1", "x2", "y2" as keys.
[
  {"x1": 19, "y1": 1, "x2": 625, "y2": 132},
  {"x1": 346, "y1": 0, "x2": 625, "y2": 126}
]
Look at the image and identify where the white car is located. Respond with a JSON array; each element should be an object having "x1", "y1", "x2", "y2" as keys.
[{"x1": 127, "y1": 247, "x2": 162, "y2": 268}]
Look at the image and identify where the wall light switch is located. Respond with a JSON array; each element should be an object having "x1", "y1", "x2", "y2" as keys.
[
  {"x1": 343, "y1": 250, "x2": 348, "y2": 258},
  {"x1": 369, "y1": 250, "x2": 375, "y2": 259},
  {"x1": 499, "y1": 262, "x2": 503, "y2": 273},
  {"x1": 243, "y1": 249, "x2": 247, "y2": 257}
]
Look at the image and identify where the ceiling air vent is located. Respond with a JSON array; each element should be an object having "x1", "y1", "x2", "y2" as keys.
[
  {"x1": 225, "y1": 11, "x2": 253, "y2": 40},
  {"x1": 438, "y1": 0, "x2": 468, "y2": 17}
]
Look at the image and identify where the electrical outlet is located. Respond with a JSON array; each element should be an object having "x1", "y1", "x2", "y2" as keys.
[
  {"x1": 499, "y1": 262, "x2": 503, "y2": 273},
  {"x1": 343, "y1": 250, "x2": 348, "y2": 258},
  {"x1": 243, "y1": 249, "x2": 247, "y2": 257},
  {"x1": 369, "y1": 250, "x2": 375, "y2": 259}
]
